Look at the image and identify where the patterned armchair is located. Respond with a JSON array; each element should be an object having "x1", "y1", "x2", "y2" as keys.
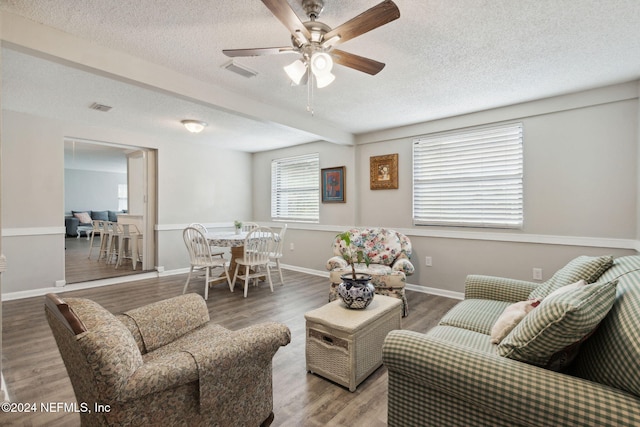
[
  {"x1": 327, "y1": 227, "x2": 414, "y2": 316},
  {"x1": 383, "y1": 255, "x2": 640, "y2": 426},
  {"x1": 45, "y1": 293, "x2": 291, "y2": 426}
]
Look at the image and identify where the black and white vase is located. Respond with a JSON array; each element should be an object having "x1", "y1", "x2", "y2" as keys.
[{"x1": 337, "y1": 273, "x2": 375, "y2": 309}]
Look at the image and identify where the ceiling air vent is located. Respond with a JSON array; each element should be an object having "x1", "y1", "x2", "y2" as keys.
[
  {"x1": 89, "y1": 102, "x2": 112, "y2": 112},
  {"x1": 222, "y1": 60, "x2": 258, "y2": 78}
]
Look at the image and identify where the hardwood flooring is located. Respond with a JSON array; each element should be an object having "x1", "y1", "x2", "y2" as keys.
[
  {"x1": 65, "y1": 235, "x2": 149, "y2": 284},
  {"x1": 1, "y1": 270, "x2": 458, "y2": 426}
]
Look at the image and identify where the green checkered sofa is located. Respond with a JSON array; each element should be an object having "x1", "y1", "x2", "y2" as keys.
[{"x1": 383, "y1": 255, "x2": 640, "y2": 426}]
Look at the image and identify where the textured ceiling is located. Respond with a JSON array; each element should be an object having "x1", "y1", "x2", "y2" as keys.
[{"x1": 1, "y1": 0, "x2": 640, "y2": 153}]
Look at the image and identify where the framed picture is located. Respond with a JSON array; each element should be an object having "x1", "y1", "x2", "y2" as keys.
[
  {"x1": 321, "y1": 166, "x2": 346, "y2": 203},
  {"x1": 370, "y1": 154, "x2": 398, "y2": 189}
]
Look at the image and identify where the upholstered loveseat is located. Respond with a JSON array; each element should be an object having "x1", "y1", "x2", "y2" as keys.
[
  {"x1": 327, "y1": 227, "x2": 414, "y2": 316},
  {"x1": 45, "y1": 293, "x2": 291, "y2": 426},
  {"x1": 383, "y1": 254, "x2": 640, "y2": 426}
]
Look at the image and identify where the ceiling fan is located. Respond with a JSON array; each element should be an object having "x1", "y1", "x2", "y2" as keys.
[{"x1": 223, "y1": 0, "x2": 400, "y2": 88}]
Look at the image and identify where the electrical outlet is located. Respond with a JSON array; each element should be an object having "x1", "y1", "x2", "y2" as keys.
[
  {"x1": 533, "y1": 268, "x2": 543, "y2": 280},
  {"x1": 289, "y1": 242, "x2": 295, "y2": 251},
  {"x1": 425, "y1": 256, "x2": 433, "y2": 267}
]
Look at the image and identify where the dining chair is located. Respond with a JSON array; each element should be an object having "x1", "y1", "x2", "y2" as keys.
[
  {"x1": 189, "y1": 222, "x2": 224, "y2": 257},
  {"x1": 269, "y1": 224, "x2": 287, "y2": 285},
  {"x1": 232, "y1": 226, "x2": 275, "y2": 298},
  {"x1": 183, "y1": 226, "x2": 232, "y2": 300},
  {"x1": 241, "y1": 221, "x2": 260, "y2": 233}
]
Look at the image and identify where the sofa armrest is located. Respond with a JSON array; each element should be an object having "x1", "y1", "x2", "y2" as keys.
[
  {"x1": 122, "y1": 294, "x2": 210, "y2": 352},
  {"x1": 383, "y1": 330, "x2": 640, "y2": 427},
  {"x1": 65, "y1": 217, "x2": 79, "y2": 236},
  {"x1": 326, "y1": 256, "x2": 348, "y2": 271},
  {"x1": 464, "y1": 274, "x2": 539, "y2": 302}
]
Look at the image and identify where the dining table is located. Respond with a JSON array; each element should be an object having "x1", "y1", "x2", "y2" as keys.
[{"x1": 205, "y1": 231, "x2": 249, "y2": 280}]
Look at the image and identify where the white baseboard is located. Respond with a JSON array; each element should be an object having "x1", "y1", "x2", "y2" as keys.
[{"x1": 1, "y1": 272, "x2": 159, "y2": 301}]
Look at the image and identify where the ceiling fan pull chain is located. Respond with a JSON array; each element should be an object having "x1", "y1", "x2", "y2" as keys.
[{"x1": 307, "y1": 68, "x2": 314, "y2": 116}]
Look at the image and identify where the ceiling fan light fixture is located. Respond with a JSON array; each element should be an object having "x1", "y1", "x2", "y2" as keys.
[
  {"x1": 310, "y1": 52, "x2": 333, "y2": 77},
  {"x1": 181, "y1": 120, "x2": 207, "y2": 133},
  {"x1": 315, "y1": 72, "x2": 335, "y2": 89},
  {"x1": 284, "y1": 59, "x2": 308, "y2": 85}
]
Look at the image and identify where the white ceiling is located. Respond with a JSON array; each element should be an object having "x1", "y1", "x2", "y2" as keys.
[{"x1": 1, "y1": 0, "x2": 640, "y2": 153}]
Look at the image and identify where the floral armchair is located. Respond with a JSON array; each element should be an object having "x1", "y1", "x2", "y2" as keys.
[
  {"x1": 327, "y1": 227, "x2": 414, "y2": 316},
  {"x1": 45, "y1": 292, "x2": 290, "y2": 426}
]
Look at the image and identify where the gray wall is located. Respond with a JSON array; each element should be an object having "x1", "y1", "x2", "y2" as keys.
[
  {"x1": 253, "y1": 83, "x2": 639, "y2": 295},
  {"x1": 64, "y1": 169, "x2": 127, "y2": 213},
  {"x1": 1, "y1": 110, "x2": 252, "y2": 294}
]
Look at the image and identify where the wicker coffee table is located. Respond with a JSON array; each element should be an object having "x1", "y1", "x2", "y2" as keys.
[{"x1": 304, "y1": 294, "x2": 402, "y2": 392}]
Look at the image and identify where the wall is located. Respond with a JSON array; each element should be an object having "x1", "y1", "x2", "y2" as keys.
[
  {"x1": 1, "y1": 110, "x2": 253, "y2": 294},
  {"x1": 253, "y1": 83, "x2": 639, "y2": 295},
  {"x1": 64, "y1": 169, "x2": 126, "y2": 213}
]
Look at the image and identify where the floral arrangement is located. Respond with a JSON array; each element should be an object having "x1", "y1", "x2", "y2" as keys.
[{"x1": 234, "y1": 220, "x2": 242, "y2": 230}]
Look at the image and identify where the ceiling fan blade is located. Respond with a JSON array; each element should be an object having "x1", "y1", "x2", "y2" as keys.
[
  {"x1": 331, "y1": 49, "x2": 385, "y2": 75},
  {"x1": 261, "y1": 0, "x2": 311, "y2": 41},
  {"x1": 223, "y1": 47, "x2": 297, "y2": 57},
  {"x1": 324, "y1": 0, "x2": 400, "y2": 47}
]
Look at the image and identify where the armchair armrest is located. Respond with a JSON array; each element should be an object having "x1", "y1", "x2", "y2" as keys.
[
  {"x1": 326, "y1": 256, "x2": 348, "y2": 271},
  {"x1": 122, "y1": 294, "x2": 210, "y2": 352},
  {"x1": 383, "y1": 330, "x2": 640, "y2": 427},
  {"x1": 464, "y1": 274, "x2": 539, "y2": 302},
  {"x1": 119, "y1": 351, "x2": 198, "y2": 402},
  {"x1": 392, "y1": 257, "x2": 415, "y2": 275}
]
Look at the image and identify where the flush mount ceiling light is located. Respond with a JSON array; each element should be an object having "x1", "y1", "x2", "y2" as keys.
[{"x1": 181, "y1": 120, "x2": 207, "y2": 133}]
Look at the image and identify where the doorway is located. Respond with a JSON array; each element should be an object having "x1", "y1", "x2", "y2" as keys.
[{"x1": 64, "y1": 139, "x2": 156, "y2": 284}]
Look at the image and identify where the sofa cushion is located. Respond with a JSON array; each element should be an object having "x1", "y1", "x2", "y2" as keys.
[
  {"x1": 498, "y1": 280, "x2": 618, "y2": 368},
  {"x1": 528, "y1": 255, "x2": 613, "y2": 300},
  {"x1": 108, "y1": 210, "x2": 120, "y2": 222},
  {"x1": 439, "y1": 299, "x2": 511, "y2": 335},
  {"x1": 91, "y1": 210, "x2": 109, "y2": 221},
  {"x1": 426, "y1": 325, "x2": 495, "y2": 353}
]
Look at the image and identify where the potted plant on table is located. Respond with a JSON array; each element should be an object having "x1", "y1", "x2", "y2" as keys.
[
  {"x1": 335, "y1": 231, "x2": 376, "y2": 309},
  {"x1": 234, "y1": 220, "x2": 242, "y2": 234}
]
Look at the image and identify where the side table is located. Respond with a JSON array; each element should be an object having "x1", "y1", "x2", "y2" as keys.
[{"x1": 304, "y1": 295, "x2": 402, "y2": 392}]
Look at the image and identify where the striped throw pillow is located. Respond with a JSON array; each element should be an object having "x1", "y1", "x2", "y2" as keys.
[
  {"x1": 528, "y1": 255, "x2": 613, "y2": 300},
  {"x1": 498, "y1": 280, "x2": 618, "y2": 368}
]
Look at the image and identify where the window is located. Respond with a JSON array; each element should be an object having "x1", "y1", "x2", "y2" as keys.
[
  {"x1": 413, "y1": 123, "x2": 523, "y2": 228},
  {"x1": 118, "y1": 184, "x2": 128, "y2": 211},
  {"x1": 271, "y1": 153, "x2": 320, "y2": 222}
]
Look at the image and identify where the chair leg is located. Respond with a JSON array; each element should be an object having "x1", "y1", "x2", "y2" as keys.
[
  {"x1": 88, "y1": 232, "x2": 96, "y2": 259},
  {"x1": 224, "y1": 264, "x2": 233, "y2": 292},
  {"x1": 266, "y1": 264, "x2": 274, "y2": 293},
  {"x1": 183, "y1": 266, "x2": 194, "y2": 294},
  {"x1": 244, "y1": 270, "x2": 250, "y2": 298},
  {"x1": 231, "y1": 264, "x2": 240, "y2": 292},
  {"x1": 204, "y1": 267, "x2": 210, "y2": 300},
  {"x1": 276, "y1": 259, "x2": 284, "y2": 285}
]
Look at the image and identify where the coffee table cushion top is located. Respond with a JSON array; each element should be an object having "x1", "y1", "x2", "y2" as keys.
[{"x1": 304, "y1": 295, "x2": 402, "y2": 334}]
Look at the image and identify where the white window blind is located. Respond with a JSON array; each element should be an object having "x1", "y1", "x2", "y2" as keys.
[
  {"x1": 413, "y1": 123, "x2": 523, "y2": 228},
  {"x1": 271, "y1": 153, "x2": 319, "y2": 222}
]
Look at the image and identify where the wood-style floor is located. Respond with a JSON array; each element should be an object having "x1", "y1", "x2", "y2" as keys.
[
  {"x1": 65, "y1": 235, "x2": 150, "y2": 284},
  {"x1": 2, "y1": 269, "x2": 458, "y2": 426}
]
